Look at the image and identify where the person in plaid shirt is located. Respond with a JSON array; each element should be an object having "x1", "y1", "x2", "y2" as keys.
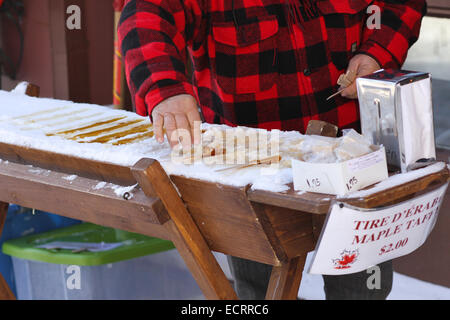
[{"x1": 119, "y1": 0, "x2": 426, "y2": 299}]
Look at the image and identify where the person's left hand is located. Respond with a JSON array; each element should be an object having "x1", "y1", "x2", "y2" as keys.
[{"x1": 340, "y1": 54, "x2": 381, "y2": 99}]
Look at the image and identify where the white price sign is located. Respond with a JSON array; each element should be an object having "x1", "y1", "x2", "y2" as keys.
[{"x1": 309, "y1": 182, "x2": 449, "y2": 275}]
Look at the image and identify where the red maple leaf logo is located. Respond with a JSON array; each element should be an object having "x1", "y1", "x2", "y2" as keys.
[{"x1": 333, "y1": 249, "x2": 359, "y2": 269}]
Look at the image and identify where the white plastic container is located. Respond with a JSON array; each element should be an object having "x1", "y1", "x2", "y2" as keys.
[
  {"x1": 3, "y1": 223, "x2": 222, "y2": 300},
  {"x1": 11, "y1": 249, "x2": 205, "y2": 300},
  {"x1": 292, "y1": 147, "x2": 388, "y2": 196}
]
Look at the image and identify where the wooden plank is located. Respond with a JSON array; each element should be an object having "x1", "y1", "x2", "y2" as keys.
[
  {"x1": 132, "y1": 159, "x2": 238, "y2": 300},
  {"x1": 0, "y1": 142, "x2": 136, "y2": 185},
  {"x1": 252, "y1": 203, "x2": 316, "y2": 260},
  {"x1": 248, "y1": 186, "x2": 333, "y2": 214},
  {"x1": 0, "y1": 160, "x2": 169, "y2": 239},
  {"x1": 250, "y1": 202, "x2": 289, "y2": 264},
  {"x1": 170, "y1": 175, "x2": 280, "y2": 265},
  {"x1": 262, "y1": 119, "x2": 333, "y2": 300},
  {"x1": 248, "y1": 168, "x2": 450, "y2": 214},
  {"x1": 0, "y1": 273, "x2": 15, "y2": 301},
  {"x1": 0, "y1": 202, "x2": 8, "y2": 235},
  {"x1": 265, "y1": 255, "x2": 307, "y2": 300},
  {"x1": 312, "y1": 214, "x2": 327, "y2": 241},
  {"x1": 0, "y1": 202, "x2": 16, "y2": 300},
  {"x1": 344, "y1": 168, "x2": 450, "y2": 209}
]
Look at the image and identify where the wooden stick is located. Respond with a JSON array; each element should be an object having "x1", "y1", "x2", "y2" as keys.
[
  {"x1": 326, "y1": 88, "x2": 345, "y2": 101},
  {"x1": 132, "y1": 158, "x2": 238, "y2": 300},
  {"x1": 214, "y1": 155, "x2": 282, "y2": 172}
]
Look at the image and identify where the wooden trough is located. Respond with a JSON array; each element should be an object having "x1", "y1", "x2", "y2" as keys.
[{"x1": 0, "y1": 85, "x2": 448, "y2": 300}]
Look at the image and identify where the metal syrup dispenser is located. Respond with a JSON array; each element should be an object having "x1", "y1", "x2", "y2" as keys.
[{"x1": 356, "y1": 69, "x2": 436, "y2": 172}]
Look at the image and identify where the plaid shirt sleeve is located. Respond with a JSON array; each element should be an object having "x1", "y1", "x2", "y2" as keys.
[
  {"x1": 118, "y1": 0, "x2": 204, "y2": 119},
  {"x1": 357, "y1": 0, "x2": 427, "y2": 69}
]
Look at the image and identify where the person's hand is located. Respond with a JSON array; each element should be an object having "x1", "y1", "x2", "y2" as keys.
[
  {"x1": 340, "y1": 54, "x2": 381, "y2": 99},
  {"x1": 152, "y1": 94, "x2": 202, "y2": 149}
]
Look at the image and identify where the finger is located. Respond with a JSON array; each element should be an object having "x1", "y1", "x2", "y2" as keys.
[
  {"x1": 337, "y1": 74, "x2": 346, "y2": 87},
  {"x1": 337, "y1": 68, "x2": 357, "y2": 88},
  {"x1": 175, "y1": 114, "x2": 192, "y2": 151},
  {"x1": 346, "y1": 68, "x2": 357, "y2": 82},
  {"x1": 341, "y1": 82, "x2": 358, "y2": 99},
  {"x1": 153, "y1": 112, "x2": 165, "y2": 143},
  {"x1": 186, "y1": 109, "x2": 202, "y2": 145},
  {"x1": 164, "y1": 113, "x2": 178, "y2": 148}
]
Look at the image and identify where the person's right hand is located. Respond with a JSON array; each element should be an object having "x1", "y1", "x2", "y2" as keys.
[{"x1": 152, "y1": 94, "x2": 202, "y2": 149}]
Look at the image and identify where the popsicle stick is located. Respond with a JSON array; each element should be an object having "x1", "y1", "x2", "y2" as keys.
[
  {"x1": 326, "y1": 88, "x2": 345, "y2": 101},
  {"x1": 214, "y1": 155, "x2": 282, "y2": 172}
]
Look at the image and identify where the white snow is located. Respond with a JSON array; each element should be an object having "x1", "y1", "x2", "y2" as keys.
[
  {"x1": 0, "y1": 90, "x2": 301, "y2": 192},
  {"x1": 92, "y1": 181, "x2": 138, "y2": 199},
  {"x1": 111, "y1": 184, "x2": 138, "y2": 199},
  {"x1": 62, "y1": 175, "x2": 77, "y2": 181},
  {"x1": 0, "y1": 90, "x2": 447, "y2": 195},
  {"x1": 11, "y1": 82, "x2": 29, "y2": 95},
  {"x1": 93, "y1": 181, "x2": 107, "y2": 190}
]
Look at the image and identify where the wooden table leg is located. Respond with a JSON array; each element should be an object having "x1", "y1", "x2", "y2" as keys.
[
  {"x1": 265, "y1": 255, "x2": 307, "y2": 300},
  {"x1": 0, "y1": 202, "x2": 15, "y2": 300},
  {"x1": 132, "y1": 159, "x2": 238, "y2": 300}
]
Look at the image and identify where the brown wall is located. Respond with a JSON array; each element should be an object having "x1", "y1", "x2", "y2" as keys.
[
  {"x1": 1, "y1": 0, "x2": 113, "y2": 105},
  {"x1": 427, "y1": 0, "x2": 450, "y2": 18},
  {"x1": 394, "y1": 148, "x2": 450, "y2": 288},
  {"x1": 1, "y1": 0, "x2": 54, "y2": 97},
  {"x1": 85, "y1": 0, "x2": 114, "y2": 105}
]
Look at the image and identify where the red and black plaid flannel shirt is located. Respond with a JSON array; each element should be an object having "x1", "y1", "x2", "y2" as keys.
[{"x1": 118, "y1": 0, "x2": 426, "y2": 133}]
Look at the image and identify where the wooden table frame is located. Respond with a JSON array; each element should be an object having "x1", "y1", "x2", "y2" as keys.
[
  {"x1": 1, "y1": 144, "x2": 447, "y2": 301},
  {"x1": 0, "y1": 89, "x2": 448, "y2": 300}
]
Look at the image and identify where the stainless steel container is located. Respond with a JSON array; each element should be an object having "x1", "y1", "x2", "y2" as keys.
[{"x1": 356, "y1": 70, "x2": 436, "y2": 172}]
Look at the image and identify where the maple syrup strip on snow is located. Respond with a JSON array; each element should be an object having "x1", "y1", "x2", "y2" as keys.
[
  {"x1": 25, "y1": 108, "x2": 90, "y2": 123},
  {"x1": 112, "y1": 131, "x2": 155, "y2": 145},
  {"x1": 13, "y1": 106, "x2": 67, "y2": 120},
  {"x1": 85, "y1": 123, "x2": 153, "y2": 144},
  {"x1": 42, "y1": 112, "x2": 105, "y2": 128},
  {"x1": 20, "y1": 109, "x2": 94, "y2": 131},
  {"x1": 46, "y1": 116, "x2": 127, "y2": 136},
  {"x1": 69, "y1": 119, "x2": 145, "y2": 140}
]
